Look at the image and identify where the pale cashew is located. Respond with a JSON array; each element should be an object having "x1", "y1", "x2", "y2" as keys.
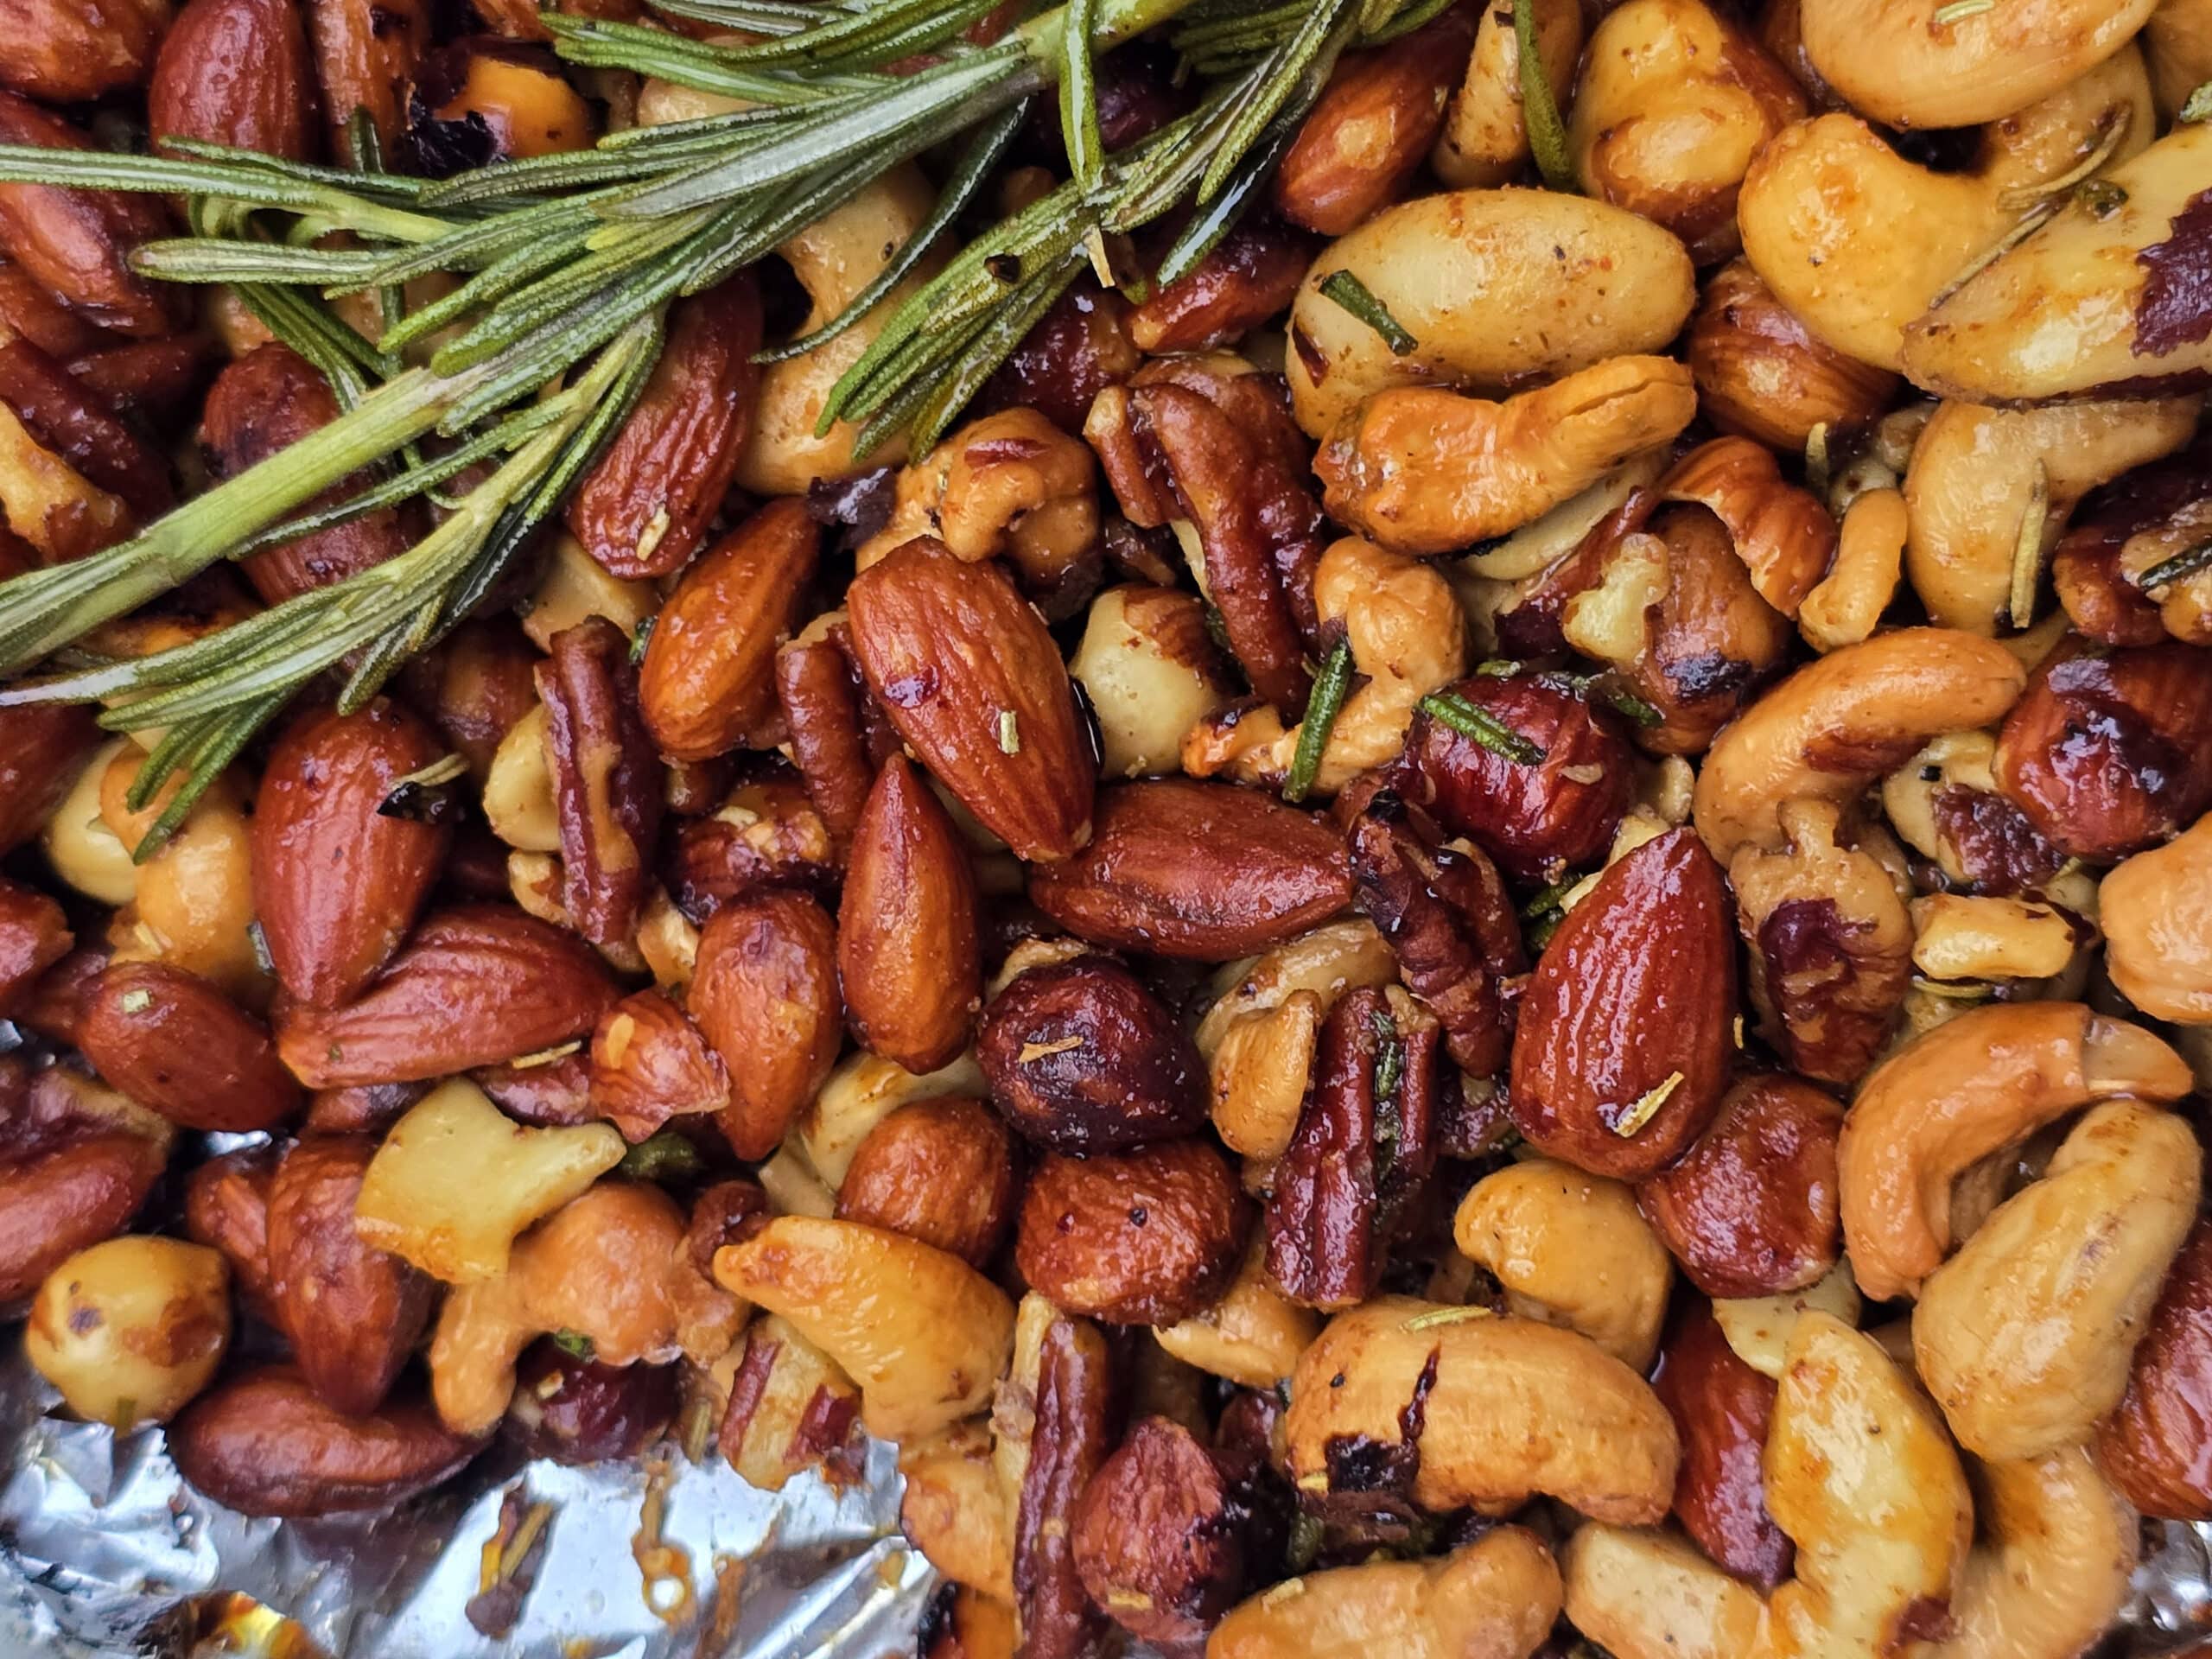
[
  {"x1": 1071, "y1": 585, "x2": 1236, "y2": 779},
  {"x1": 1286, "y1": 189, "x2": 1696, "y2": 438},
  {"x1": 1183, "y1": 537, "x2": 1465, "y2": 796},
  {"x1": 482, "y1": 703, "x2": 559, "y2": 854},
  {"x1": 898, "y1": 1419, "x2": 1014, "y2": 1601},
  {"x1": 853, "y1": 406, "x2": 1098, "y2": 581},
  {"x1": 796, "y1": 1047, "x2": 987, "y2": 1188},
  {"x1": 1691, "y1": 627, "x2": 2026, "y2": 864},
  {"x1": 2146, "y1": 0, "x2": 2212, "y2": 117},
  {"x1": 713, "y1": 1215, "x2": 1015, "y2": 1440},
  {"x1": 1458, "y1": 453, "x2": 1669, "y2": 582},
  {"x1": 1210, "y1": 1527, "x2": 1561, "y2": 1659},
  {"x1": 2101, "y1": 812, "x2": 2212, "y2": 1022},
  {"x1": 1914, "y1": 1099, "x2": 2199, "y2": 1459},
  {"x1": 1154, "y1": 1236, "x2": 1320, "y2": 1389},
  {"x1": 1452, "y1": 1160, "x2": 1673, "y2": 1371},
  {"x1": 43, "y1": 736, "x2": 138, "y2": 906},
  {"x1": 1879, "y1": 730, "x2": 2001, "y2": 882},
  {"x1": 1283, "y1": 1297, "x2": 1679, "y2": 1524},
  {"x1": 518, "y1": 531, "x2": 653, "y2": 652},
  {"x1": 1713, "y1": 1260, "x2": 1866, "y2": 1380},
  {"x1": 1800, "y1": 0, "x2": 2158, "y2": 128},
  {"x1": 1316, "y1": 356, "x2": 1700, "y2": 556},
  {"x1": 1902, "y1": 123, "x2": 2212, "y2": 402},
  {"x1": 1940, "y1": 1447, "x2": 2137, "y2": 1659},
  {"x1": 1908, "y1": 893, "x2": 2080, "y2": 984},
  {"x1": 1799, "y1": 487, "x2": 1906, "y2": 652},
  {"x1": 1562, "y1": 1524, "x2": 1766, "y2": 1659},
  {"x1": 1902, "y1": 397, "x2": 2201, "y2": 635},
  {"x1": 1431, "y1": 0, "x2": 1582, "y2": 188},
  {"x1": 1836, "y1": 1001, "x2": 2192, "y2": 1302}
]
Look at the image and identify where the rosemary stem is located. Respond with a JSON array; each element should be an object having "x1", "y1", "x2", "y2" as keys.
[{"x1": 1016, "y1": 0, "x2": 1203, "y2": 62}]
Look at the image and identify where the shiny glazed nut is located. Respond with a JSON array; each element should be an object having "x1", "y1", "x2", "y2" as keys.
[
  {"x1": 0, "y1": 702, "x2": 95, "y2": 858},
  {"x1": 1071, "y1": 1414, "x2": 1244, "y2": 1647},
  {"x1": 2096, "y1": 1217, "x2": 2212, "y2": 1519},
  {"x1": 1070, "y1": 583, "x2": 1235, "y2": 779},
  {"x1": 0, "y1": 875, "x2": 69, "y2": 1014},
  {"x1": 1652, "y1": 1303, "x2": 1791, "y2": 1588},
  {"x1": 1017, "y1": 1138, "x2": 1249, "y2": 1325},
  {"x1": 181, "y1": 1146, "x2": 273, "y2": 1310},
  {"x1": 775, "y1": 616, "x2": 888, "y2": 853},
  {"x1": 1560, "y1": 1523, "x2": 1764, "y2": 1659},
  {"x1": 1914, "y1": 1099, "x2": 2199, "y2": 1461},
  {"x1": 538, "y1": 615, "x2": 664, "y2": 951},
  {"x1": 587, "y1": 988, "x2": 729, "y2": 1143},
  {"x1": 1836, "y1": 1001, "x2": 2191, "y2": 1302},
  {"x1": 25, "y1": 1235, "x2": 228, "y2": 1429},
  {"x1": 2101, "y1": 812, "x2": 2212, "y2": 1022},
  {"x1": 0, "y1": 0, "x2": 169, "y2": 102},
  {"x1": 1710, "y1": 1259, "x2": 1863, "y2": 1381},
  {"x1": 1284, "y1": 1298, "x2": 1678, "y2": 1523},
  {"x1": 79, "y1": 961, "x2": 301, "y2": 1132},
  {"x1": 0, "y1": 1069, "x2": 170, "y2": 1302},
  {"x1": 1656, "y1": 438, "x2": 1838, "y2": 620},
  {"x1": 404, "y1": 38, "x2": 595, "y2": 173},
  {"x1": 99, "y1": 753, "x2": 262, "y2": 998},
  {"x1": 799, "y1": 1046, "x2": 988, "y2": 1189},
  {"x1": 1944, "y1": 1447, "x2": 2138, "y2": 1659},
  {"x1": 1637, "y1": 1074, "x2": 1843, "y2": 1299},
  {"x1": 505, "y1": 1340, "x2": 677, "y2": 1467},
  {"x1": 1798, "y1": 486, "x2": 1907, "y2": 652},
  {"x1": 1452, "y1": 1159, "x2": 1672, "y2": 1370},
  {"x1": 690, "y1": 888, "x2": 841, "y2": 1160},
  {"x1": 1687, "y1": 259, "x2": 1900, "y2": 452},
  {"x1": 976, "y1": 954, "x2": 1204, "y2": 1154},
  {"x1": 1125, "y1": 217, "x2": 1313, "y2": 355},
  {"x1": 1908, "y1": 892, "x2": 2080, "y2": 983},
  {"x1": 834, "y1": 1096, "x2": 1015, "y2": 1267},
  {"x1": 304, "y1": 0, "x2": 425, "y2": 159},
  {"x1": 149, "y1": 0, "x2": 315, "y2": 157},
  {"x1": 1011, "y1": 1311, "x2": 1116, "y2": 1659}
]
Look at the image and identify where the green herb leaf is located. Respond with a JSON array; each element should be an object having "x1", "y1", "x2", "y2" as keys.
[
  {"x1": 552, "y1": 1329, "x2": 597, "y2": 1360},
  {"x1": 1317, "y1": 270, "x2": 1416, "y2": 354},
  {"x1": 1514, "y1": 0, "x2": 1574, "y2": 192},
  {"x1": 2139, "y1": 537, "x2": 2212, "y2": 592},
  {"x1": 619, "y1": 1129, "x2": 709, "y2": 1184},
  {"x1": 1416, "y1": 690, "x2": 1547, "y2": 766},
  {"x1": 2183, "y1": 81, "x2": 2212, "y2": 124},
  {"x1": 1283, "y1": 636, "x2": 1354, "y2": 802}
]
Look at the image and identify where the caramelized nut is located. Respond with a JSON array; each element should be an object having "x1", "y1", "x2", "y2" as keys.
[{"x1": 1018, "y1": 1139, "x2": 1249, "y2": 1325}]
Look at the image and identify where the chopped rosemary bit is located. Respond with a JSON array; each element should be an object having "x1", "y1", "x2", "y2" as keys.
[
  {"x1": 1317, "y1": 270, "x2": 1417, "y2": 355},
  {"x1": 1611, "y1": 1071, "x2": 1683, "y2": 1138},
  {"x1": 619, "y1": 1130, "x2": 708, "y2": 1184},
  {"x1": 1475, "y1": 658, "x2": 1524, "y2": 677},
  {"x1": 1522, "y1": 877, "x2": 1577, "y2": 920},
  {"x1": 2074, "y1": 179, "x2": 2128, "y2": 218},
  {"x1": 1515, "y1": 0, "x2": 1575, "y2": 191},
  {"x1": 1417, "y1": 691, "x2": 1547, "y2": 766},
  {"x1": 1284, "y1": 637, "x2": 1354, "y2": 802},
  {"x1": 629, "y1": 613, "x2": 658, "y2": 664},
  {"x1": 1599, "y1": 683, "x2": 1665, "y2": 728},
  {"x1": 1929, "y1": 0, "x2": 1993, "y2": 21},
  {"x1": 1402, "y1": 1305, "x2": 1493, "y2": 1331},
  {"x1": 1287, "y1": 1513, "x2": 1325, "y2": 1573},
  {"x1": 1371, "y1": 1009, "x2": 1403, "y2": 1103},
  {"x1": 2139, "y1": 538, "x2": 2212, "y2": 592},
  {"x1": 2183, "y1": 82, "x2": 2212, "y2": 124},
  {"x1": 551, "y1": 1330, "x2": 596, "y2": 1360},
  {"x1": 998, "y1": 709, "x2": 1021, "y2": 754}
]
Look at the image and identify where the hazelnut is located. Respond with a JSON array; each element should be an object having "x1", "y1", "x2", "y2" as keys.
[{"x1": 1016, "y1": 1140, "x2": 1250, "y2": 1325}]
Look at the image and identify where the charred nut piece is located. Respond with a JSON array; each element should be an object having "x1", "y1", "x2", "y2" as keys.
[
  {"x1": 1017, "y1": 1138, "x2": 1249, "y2": 1325},
  {"x1": 404, "y1": 38, "x2": 596, "y2": 175},
  {"x1": 26, "y1": 1235, "x2": 228, "y2": 1430}
]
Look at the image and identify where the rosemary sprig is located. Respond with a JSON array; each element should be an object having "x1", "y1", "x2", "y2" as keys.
[
  {"x1": 1417, "y1": 690, "x2": 1548, "y2": 765},
  {"x1": 1283, "y1": 637, "x2": 1353, "y2": 803},
  {"x1": 1514, "y1": 0, "x2": 1574, "y2": 192}
]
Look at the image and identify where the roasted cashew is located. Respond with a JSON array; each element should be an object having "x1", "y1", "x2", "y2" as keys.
[
  {"x1": 1691, "y1": 627, "x2": 2026, "y2": 863},
  {"x1": 898, "y1": 1419, "x2": 1014, "y2": 1601},
  {"x1": 1908, "y1": 893, "x2": 2081, "y2": 985},
  {"x1": 1836, "y1": 1001, "x2": 2192, "y2": 1302},
  {"x1": 1914, "y1": 1099, "x2": 2199, "y2": 1459},
  {"x1": 714, "y1": 1215, "x2": 1015, "y2": 1439},
  {"x1": 1713, "y1": 1261, "x2": 1866, "y2": 1380},
  {"x1": 853, "y1": 406, "x2": 1098, "y2": 586},
  {"x1": 2101, "y1": 811, "x2": 2212, "y2": 1022},
  {"x1": 1285, "y1": 189, "x2": 1695, "y2": 438},
  {"x1": 1071, "y1": 585, "x2": 1236, "y2": 779},
  {"x1": 1452, "y1": 1160, "x2": 1673, "y2": 1371},
  {"x1": 1942, "y1": 1447, "x2": 2138, "y2": 1659},
  {"x1": 1562, "y1": 1524, "x2": 1764, "y2": 1659},
  {"x1": 1154, "y1": 1237, "x2": 1319, "y2": 1389},
  {"x1": 1183, "y1": 537, "x2": 1465, "y2": 796},
  {"x1": 1800, "y1": 487, "x2": 1908, "y2": 652},
  {"x1": 1430, "y1": 0, "x2": 1582, "y2": 188},
  {"x1": 1283, "y1": 1297, "x2": 1679, "y2": 1524}
]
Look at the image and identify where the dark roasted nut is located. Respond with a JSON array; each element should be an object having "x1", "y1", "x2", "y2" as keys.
[
  {"x1": 252, "y1": 698, "x2": 451, "y2": 1008},
  {"x1": 0, "y1": 335, "x2": 172, "y2": 518},
  {"x1": 1072, "y1": 1414, "x2": 1247, "y2": 1647},
  {"x1": 301, "y1": 1078, "x2": 429, "y2": 1136},
  {"x1": 1346, "y1": 797, "x2": 1525, "y2": 1076},
  {"x1": 588, "y1": 988, "x2": 728, "y2": 1142},
  {"x1": 67, "y1": 334, "x2": 213, "y2": 419},
  {"x1": 1030, "y1": 779, "x2": 1352, "y2": 962},
  {"x1": 639, "y1": 499, "x2": 820, "y2": 761},
  {"x1": 1651, "y1": 1302, "x2": 1791, "y2": 1588},
  {"x1": 1928, "y1": 785, "x2": 2064, "y2": 898},
  {"x1": 183, "y1": 1145, "x2": 276, "y2": 1311},
  {"x1": 0, "y1": 875, "x2": 69, "y2": 1014},
  {"x1": 505, "y1": 1339, "x2": 677, "y2": 1465},
  {"x1": 1019, "y1": 1139, "x2": 1249, "y2": 1325},
  {"x1": 1511, "y1": 827, "x2": 1734, "y2": 1181},
  {"x1": 201, "y1": 342, "x2": 410, "y2": 604},
  {"x1": 168, "y1": 1364, "x2": 480, "y2": 1517},
  {"x1": 1272, "y1": 3, "x2": 1476, "y2": 236},
  {"x1": 977, "y1": 278, "x2": 1140, "y2": 435},
  {"x1": 305, "y1": 0, "x2": 428, "y2": 161},
  {"x1": 1013, "y1": 1312, "x2": 1118, "y2": 1659},
  {"x1": 692, "y1": 888, "x2": 841, "y2": 1160},
  {"x1": 977, "y1": 955, "x2": 1205, "y2": 1153},
  {"x1": 1657, "y1": 437, "x2": 1838, "y2": 620},
  {"x1": 404, "y1": 37, "x2": 595, "y2": 175},
  {"x1": 666, "y1": 776, "x2": 839, "y2": 921},
  {"x1": 1400, "y1": 674, "x2": 1635, "y2": 882},
  {"x1": 838, "y1": 754, "x2": 981, "y2": 1074},
  {"x1": 266, "y1": 1135, "x2": 436, "y2": 1416},
  {"x1": 150, "y1": 0, "x2": 318, "y2": 160},
  {"x1": 835, "y1": 1097, "x2": 1016, "y2": 1268},
  {"x1": 1128, "y1": 217, "x2": 1316, "y2": 354},
  {"x1": 80, "y1": 961, "x2": 302, "y2": 1132},
  {"x1": 2052, "y1": 441, "x2": 2212, "y2": 649},
  {"x1": 0, "y1": 702, "x2": 94, "y2": 855},
  {"x1": 1265, "y1": 986, "x2": 1440, "y2": 1310},
  {"x1": 0, "y1": 1069, "x2": 170, "y2": 1302},
  {"x1": 2097, "y1": 1218, "x2": 2212, "y2": 1521},
  {"x1": 0, "y1": 258, "x2": 95, "y2": 358},
  {"x1": 846, "y1": 536, "x2": 1095, "y2": 862},
  {"x1": 1637, "y1": 1075, "x2": 1842, "y2": 1299},
  {"x1": 1686, "y1": 259, "x2": 1897, "y2": 452},
  {"x1": 276, "y1": 905, "x2": 619, "y2": 1087},
  {"x1": 538, "y1": 615, "x2": 664, "y2": 950},
  {"x1": 1993, "y1": 639, "x2": 2212, "y2": 862},
  {"x1": 0, "y1": 0, "x2": 170, "y2": 102},
  {"x1": 0, "y1": 93, "x2": 185, "y2": 337},
  {"x1": 566, "y1": 273, "x2": 760, "y2": 578},
  {"x1": 774, "y1": 620, "x2": 887, "y2": 855},
  {"x1": 473, "y1": 1049, "x2": 595, "y2": 1126}
]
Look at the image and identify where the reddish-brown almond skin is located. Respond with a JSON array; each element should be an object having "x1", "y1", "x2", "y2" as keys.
[
  {"x1": 168, "y1": 1365, "x2": 480, "y2": 1517},
  {"x1": 0, "y1": 876, "x2": 69, "y2": 1015},
  {"x1": 0, "y1": 334, "x2": 173, "y2": 518},
  {"x1": 252, "y1": 699, "x2": 452, "y2": 1009},
  {"x1": 265, "y1": 1136, "x2": 435, "y2": 1417},
  {"x1": 1993, "y1": 639, "x2": 2212, "y2": 861},
  {"x1": 1652, "y1": 1303, "x2": 1792, "y2": 1588},
  {"x1": 846, "y1": 536, "x2": 1095, "y2": 862},
  {"x1": 183, "y1": 1146, "x2": 276, "y2": 1311},
  {"x1": 1127, "y1": 217, "x2": 1315, "y2": 354},
  {"x1": 0, "y1": 0, "x2": 170, "y2": 104},
  {"x1": 1637, "y1": 1074, "x2": 1842, "y2": 1299},
  {"x1": 1510, "y1": 827, "x2": 1736, "y2": 1181},
  {"x1": 566, "y1": 273, "x2": 761, "y2": 580},
  {"x1": 274, "y1": 906, "x2": 619, "y2": 1089},
  {"x1": 149, "y1": 0, "x2": 320, "y2": 161},
  {"x1": 837, "y1": 755, "x2": 980, "y2": 1075},
  {"x1": 693, "y1": 889, "x2": 842, "y2": 1160},
  {"x1": 304, "y1": 0, "x2": 427, "y2": 160},
  {"x1": 588, "y1": 988, "x2": 728, "y2": 1143},
  {"x1": 1028, "y1": 779, "x2": 1352, "y2": 961},
  {"x1": 0, "y1": 703, "x2": 94, "y2": 855},
  {"x1": 835, "y1": 1097, "x2": 1017, "y2": 1268},
  {"x1": 0, "y1": 1071, "x2": 169, "y2": 1301},
  {"x1": 79, "y1": 962, "x2": 302, "y2": 1131},
  {"x1": 2098, "y1": 1220, "x2": 2212, "y2": 1521},
  {"x1": 639, "y1": 498, "x2": 821, "y2": 760},
  {"x1": 1015, "y1": 1139, "x2": 1250, "y2": 1325}
]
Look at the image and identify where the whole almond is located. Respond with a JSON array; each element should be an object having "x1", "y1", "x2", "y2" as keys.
[
  {"x1": 837, "y1": 754, "x2": 979, "y2": 1075},
  {"x1": 0, "y1": 703, "x2": 95, "y2": 855},
  {"x1": 304, "y1": 0, "x2": 426, "y2": 160},
  {"x1": 0, "y1": 874, "x2": 70, "y2": 1014},
  {"x1": 639, "y1": 497, "x2": 821, "y2": 760},
  {"x1": 149, "y1": 0, "x2": 318, "y2": 160},
  {"x1": 846, "y1": 535, "x2": 1095, "y2": 861},
  {"x1": 79, "y1": 960, "x2": 302, "y2": 1131},
  {"x1": 1028, "y1": 779, "x2": 1351, "y2": 961},
  {"x1": 252, "y1": 698, "x2": 451, "y2": 1009},
  {"x1": 1510, "y1": 826, "x2": 1736, "y2": 1180},
  {"x1": 692, "y1": 889, "x2": 842, "y2": 1160},
  {"x1": 0, "y1": 0, "x2": 170, "y2": 105}
]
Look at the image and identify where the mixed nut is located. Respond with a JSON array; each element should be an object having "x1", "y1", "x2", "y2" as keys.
[{"x1": 0, "y1": 0, "x2": 2210, "y2": 1655}]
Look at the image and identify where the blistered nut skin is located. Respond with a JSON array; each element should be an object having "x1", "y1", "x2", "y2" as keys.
[
  {"x1": 2102, "y1": 813, "x2": 2212, "y2": 1023},
  {"x1": 692, "y1": 889, "x2": 842, "y2": 1161},
  {"x1": 1016, "y1": 1139, "x2": 1249, "y2": 1325},
  {"x1": 976, "y1": 956, "x2": 1205, "y2": 1154},
  {"x1": 26, "y1": 1236, "x2": 229, "y2": 1429},
  {"x1": 1687, "y1": 260, "x2": 1898, "y2": 451},
  {"x1": 834, "y1": 1097, "x2": 1015, "y2": 1268},
  {"x1": 1652, "y1": 1303, "x2": 1791, "y2": 1588},
  {"x1": 2098, "y1": 1218, "x2": 2212, "y2": 1519},
  {"x1": 1071, "y1": 1414, "x2": 1243, "y2": 1647}
]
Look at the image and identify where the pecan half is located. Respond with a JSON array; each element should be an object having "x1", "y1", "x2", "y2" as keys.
[
  {"x1": 774, "y1": 617, "x2": 895, "y2": 855},
  {"x1": 1013, "y1": 1313, "x2": 1119, "y2": 1659},
  {"x1": 538, "y1": 615, "x2": 665, "y2": 951}
]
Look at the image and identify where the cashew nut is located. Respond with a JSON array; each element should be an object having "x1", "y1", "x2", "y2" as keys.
[
  {"x1": 1283, "y1": 1297, "x2": 1679, "y2": 1524},
  {"x1": 1285, "y1": 189, "x2": 1696, "y2": 438},
  {"x1": 1713, "y1": 1260, "x2": 1866, "y2": 1380},
  {"x1": 2101, "y1": 811, "x2": 2212, "y2": 1022},
  {"x1": 518, "y1": 531, "x2": 653, "y2": 653},
  {"x1": 713, "y1": 1215, "x2": 1015, "y2": 1440},
  {"x1": 1562, "y1": 1524, "x2": 1766, "y2": 1659},
  {"x1": 1071, "y1": 585, "x2": 1236, "y2": 779},
  {"x1": 1836, "y1": 1001, "x2": 2193, "y2": 1302},
  {"x1": 1800, "y1": 486, "x2": 1908, "y2": 652},
  {"x1": 1941, "y1": 1446, "x2": 2139, "y2": 1659},
  {"x1": 796, "y1": 1047, "x2": 987, "y2": 1189},
  {"x1": 1913, "y1": 1098, "x2": 2199, "y2": 1460},
  {"x1": 42, "y1": 735, "x2": 138, "y2": 906},
  {"x1": 899, "y1": 1418, "x2": 1014, "y2": 1601},
  {"x1": 1908, "y1": 893, "x2": 2080, "y2": 984},
  {"x1": 1452, "y1": 1160, "x2": 1673, "y2": 1371},
  {"x1": 1154, "y1": 1236, "x2": 1320, "y2": 1389},
  {"x1": 1691, "y1": 627, "x2": 2026, "y2": 864},
  {"x1": 853, "y1": 406, "x2": 1098, "y2": 586},
  {"x1": 1430, "y1": 0, "x2": 1582, "y2": 188}
]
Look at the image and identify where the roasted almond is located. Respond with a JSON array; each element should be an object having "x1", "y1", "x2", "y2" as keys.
[
  {"x1": 0, "y1": 1068, "x2": 171, "y2": 1301},
  {"x1": 837, "y1": 754, "x2": 980, "y2": 1075},
  {"x1": 0, "y1": 703, "x2": 95, "y2": 855},
  {"x1": 149, "y1": 0, "x2": 318, "y2": 160},
  {"x1": 0, "y1": 874, "x2": 69, "y2": 1014},
  {"x1": 182, "y1": 1145, "x2": 276, "y2": 1312},
  {"x1": 692, "y1": 888, "x2": 842, "y2": 1160},
  {"x1": 1651, "y1": 1302, "x2": 1791, "y2": 1588},
  {"x1": 274, "y1": 905, "x2": 619, "y2": 1088},
  {"x1": 0, "y1": 0, "x2": 169, "y2": 106},
  {"x1": 845, "y1": 535, "x2": 1095, "y2": 862},
  {"x1": 1028, "y1": 779, "x2": 1351, "y2": 961},
  {"x1": 79, "y1": 960, "x2": 302, "y2": 1131},
  {"x1": 1510, "y1": 826, "x2": 1735, "y2": 1180},
  {"x1": 252, "y1": 699, "x2": 451, "y2": 1009},
  {"x1": 304, "y1": 0, "x2": 427, "y2": 160},
  {"x1": 588, "y1": 988, "x2": 729, "y2": 1142}
]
